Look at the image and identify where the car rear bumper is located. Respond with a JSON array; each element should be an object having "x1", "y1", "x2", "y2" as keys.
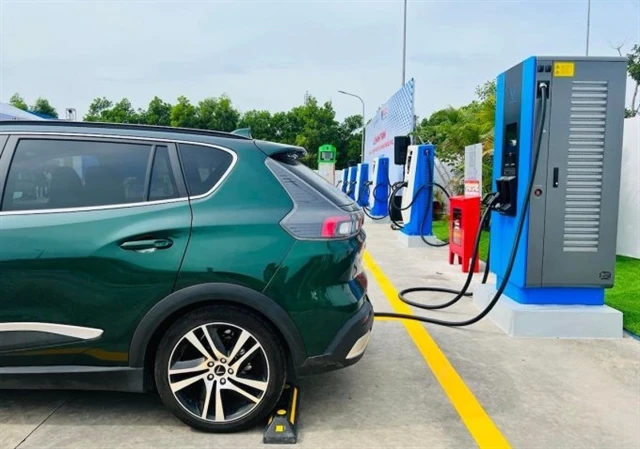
[{"x1": 296, "y1": 296, "x2": 374, "y2": 377}]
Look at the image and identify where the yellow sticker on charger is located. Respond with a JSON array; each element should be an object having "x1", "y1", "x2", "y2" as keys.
[{"x1": 554, "y1": 62, "x2": 575, "y2": 77}]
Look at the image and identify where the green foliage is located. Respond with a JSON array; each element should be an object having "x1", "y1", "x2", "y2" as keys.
[
  {"x1": 170, "y1": 96, "x2": 198, "y2": 128},
  {"x1": 78, "y1": 92, "x2": 362, "y2": 170},
  {"x1": 31, "y1": 97, "x2": 59, "y2": 118},
  {"x1": 84, "y1": 97, "x2": 113, "y2": 121},
  {"x1": 336, "y1": 114, "x2": 363, "y2": 169},
  {"x1": 604, "y1": 256, "x2": 640, "y2": 335},
  {"x1": 8, "y1": 93, "x2": 58, "y2": 118},
  {"x1": 627, "y1": 44, "x2": 640, "y2": 83},
  {"x1": 416, "y1": 80, "x2": 496, "y2": 195},
  {"x1": 197, "y1": 95, "x2": 240, "y2": 132},
  {"x1": 84, "y1": 97, "x2": 139, "y2": 123},
  {"x1": 142, "y1": 96, "x2": 172, "y2": 126},
  {"x1": 238, "y1": 110, "x2": 275, "y2": 141},
  {"x1": 9, "y1": 93, "x2": 28, "y2": 111},
  {"x1": 627, "y1": 44, "x2": 640, "y2": 116}
]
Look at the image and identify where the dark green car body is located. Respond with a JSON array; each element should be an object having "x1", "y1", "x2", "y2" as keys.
[{"x1": 0, "y1": 122, "x2": 372, "y2": 391}]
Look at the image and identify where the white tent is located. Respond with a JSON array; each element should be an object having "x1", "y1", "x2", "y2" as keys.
[{"x1": 0, "y1": 102, "x2": 44, "y2": 121}]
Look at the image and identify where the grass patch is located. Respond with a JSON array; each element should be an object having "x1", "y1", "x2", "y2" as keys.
[
  {"x1": 605, "y1": 256, "x2": 640, "y2": 335},
  {"x1": 431, "y1": 219, "x2": 640, "y2": 335},
  {"x1": 431, "y1": 219, "x2": 490, "y2": 262}
]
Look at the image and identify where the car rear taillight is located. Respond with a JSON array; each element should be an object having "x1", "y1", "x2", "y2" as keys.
[
  {"x1": 266, "y1": 158, "x2": 363, "y2": 240},
  {"x1": 321, "y1": 213, "x2": 363, "y2": 238}
]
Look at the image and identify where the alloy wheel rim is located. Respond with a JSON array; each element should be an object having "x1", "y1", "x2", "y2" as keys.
[{"x1": 167, "y1": 322, "x2": 270, "y2": 423}]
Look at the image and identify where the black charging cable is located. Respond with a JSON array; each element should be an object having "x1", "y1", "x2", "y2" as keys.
[
  {"x1": 417, "y1": 181, "x2": 452, "y2": 248},
  {"x1": 397, "y1": 192, "x2": 499, "y2": 310},
  {"x1": 361, "y1": 181, "x2": 396, "y2": 221},
  {"x1": 374, "y1": 83, "x2": 549, "y2": 327}
]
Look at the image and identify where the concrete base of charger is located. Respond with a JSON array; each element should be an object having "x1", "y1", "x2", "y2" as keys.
[
  {"x1": 364, "y1": 215, "x2": 390, "y2": 224},
  {"x1": 397, "y1": 233, "x2": 444, "y2": 248},
  {"x1": 473, "y1": 283, "x2": 623, "y2": 338}
]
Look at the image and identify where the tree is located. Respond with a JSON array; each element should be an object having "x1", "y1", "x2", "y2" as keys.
[
  {"x1": 626, "y1": 44, "x2": 640, "y2": 116},
  {"x1": 84, "y1": 97, "x2": 113, "y2": 121},
  {"x1": 9, "y1": 93, "x2": 28, "y2": 111},
  {"x1": 31, "y1": 97, "x2": 58, "y2": 118},
  {"x1": 415, "y1": 80, "x2": 497, "y2": 195},
  {"x1": 475, "y1": 80, "x2": 496, "y2": 102},
  {"x1": 196, "y1": 95, "x2": 240, "y2": 132},
  {"x1": 83, "y1": 97, "x2": 139, "y2": 123},
  {"x1": 105, "y1": 98, "x2": 140, "y2": 123},
  {"x1": 170, "y1": 96, "x2": 197, "y2": 128},
  {"x1": 287, "y1": 95, "x2": 341, "y2": 168},
  {"x1": 238, "y1": 110, "x2": 275, "y2": 141},
  {"x1": 336, "y1": 114, "x2": 363, "y2": 169},
  {"x1": 142, "y1": 96, "x2": 172, "y2": 126}
]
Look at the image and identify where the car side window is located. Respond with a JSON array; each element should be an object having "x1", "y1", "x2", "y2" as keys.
[
  {"x1": 179, "y1": 143, "x2": 233, "y2": 197},
  {"x1": 149, "y1": 146, "x2": 179, "y2": 201},
  {"x1": 2, "y1": 138, "x2": 152, "y2": 211}
]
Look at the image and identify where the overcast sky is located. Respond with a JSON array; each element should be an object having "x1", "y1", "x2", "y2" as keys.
[{"x1": 1, "y1": 0, "x2": 638, "y2": 122}]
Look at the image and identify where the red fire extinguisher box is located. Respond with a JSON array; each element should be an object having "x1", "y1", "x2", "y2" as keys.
[{"x1": 449, "y1": 195, "x2": 481, "y2": 273}]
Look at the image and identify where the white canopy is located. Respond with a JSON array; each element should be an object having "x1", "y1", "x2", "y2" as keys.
[{"x1": 0, "y1": 102, "x2": 45, "y2": 121}]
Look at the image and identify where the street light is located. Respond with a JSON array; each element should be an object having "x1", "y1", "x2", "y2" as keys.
[
  {"x1": 585, "y1": 0, "x2": 591, "y2": 56},
  {"x1": 402, "y1": 0, "x2": 407, "y2": 85},
  {"x1": 338, "y1": 90, "x2": 366, "y2": 162}
]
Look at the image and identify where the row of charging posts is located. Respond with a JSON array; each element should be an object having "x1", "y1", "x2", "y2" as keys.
[
  {"x1": 341, "y1": 145, "x2": 434, "y2": 239},
  {"x1": 340, "y1": 157, "x2": 396, "y2": 220},
  {"x1": 343, "y1": 55, "x2": 627, "y2": 338}
]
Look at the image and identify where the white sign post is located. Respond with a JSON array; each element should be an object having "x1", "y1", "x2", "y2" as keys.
[{"x1": 464, "y1": 143, "x2": 483, "y2": 197}]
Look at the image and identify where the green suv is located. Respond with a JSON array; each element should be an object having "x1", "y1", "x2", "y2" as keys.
[{"x1": 0, "y1": 121, "x2": 372, "y2": 432}]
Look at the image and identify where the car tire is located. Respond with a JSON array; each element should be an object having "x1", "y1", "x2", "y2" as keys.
[{"x1": 154, "y1": 305, "x2": 286, "y2": 433}]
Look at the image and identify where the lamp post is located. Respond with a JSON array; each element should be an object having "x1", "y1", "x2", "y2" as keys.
[
  {"x1": 402, "y1": 0, "x2": 407, "y2": 85},
  {"x1": 338, "y1": 90, "x2": 366, "y2": 162},
  {"x1": 585, "y1": 0, "x2": 591, "y2": 56}
]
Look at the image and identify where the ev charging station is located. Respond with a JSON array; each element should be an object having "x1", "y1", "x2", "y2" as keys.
[
  {"x1": 317, "y1": 144, "x2": 336, "y2": 185},
  {"x1": 474, "y1": 56, "x2": 628, "y2": 338},
  {"x1": 367, "y1": 156, "x2": 391, "y2": 220},
  {"x1": 355, "y1": 163, "x2": 369, "y2": 207},
  {"x1": 340, "y1": 169, "x2": 349, "y2": 194},
  {"x1": 397, "y1": 144, "x2": 437, "y2": 247},
  {"x1": 347, "y1": 165, "x2": 358, "y2": 199}
]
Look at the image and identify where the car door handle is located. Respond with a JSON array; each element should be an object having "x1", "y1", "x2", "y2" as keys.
[{"x1": 120, "y1": 239, "x2": 173, "y2": 251}]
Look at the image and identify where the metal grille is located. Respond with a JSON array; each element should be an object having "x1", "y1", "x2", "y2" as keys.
[{"x1": 563, "y1": 81, "x2": 608, "y2": 252}]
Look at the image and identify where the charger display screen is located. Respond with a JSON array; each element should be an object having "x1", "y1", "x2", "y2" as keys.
[{"x1": 503, "y1": 122, "x2": 519, "y2": 176}]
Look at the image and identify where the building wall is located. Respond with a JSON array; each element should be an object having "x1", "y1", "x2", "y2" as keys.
[{"x1": 616, "y1": 116, "x2": 640, "y2": 259}]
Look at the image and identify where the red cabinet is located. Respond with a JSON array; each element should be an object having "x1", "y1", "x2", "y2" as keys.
[{"x1": 449, "y1": 196, "x2": 481, "y2": 273}]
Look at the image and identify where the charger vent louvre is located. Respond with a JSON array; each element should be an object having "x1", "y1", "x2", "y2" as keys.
[{"x1": 563, "y1": 80, "x2": 608, "y2": 252}]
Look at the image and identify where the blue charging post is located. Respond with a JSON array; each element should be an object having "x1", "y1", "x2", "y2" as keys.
[
  {"x1": 355, "y1": 163, "x2": 369, "y2": 207},
  {"x1": 397, "y1": 144, "x2": 437, "y2": 247},
  {"x1": 473, "y1": 55, "x2": 627, "y2": 338},
  {"x1": 370, "y1": 157, "x2": 390, "y2": 218},
  {"x1": 347, "y1": 166, "x2": 358, "y2": 199},
  {"x1": 340, "y1": 169, "x2": 349, "y2": 194}
]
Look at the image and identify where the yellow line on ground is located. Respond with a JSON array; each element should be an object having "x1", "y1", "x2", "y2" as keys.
[{"x1": 364, "y1": 250, "x2": 511, "y2": 449}]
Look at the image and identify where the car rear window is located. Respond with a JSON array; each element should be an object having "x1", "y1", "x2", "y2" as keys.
[
  {"x1": 179, "y1": 143, "x2": 234, "y2": 197},
  {"x1": 272, "y1": 156, "x2": 354, "y2": 207}
]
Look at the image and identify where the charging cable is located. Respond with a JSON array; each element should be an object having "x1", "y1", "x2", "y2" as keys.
[{"x1": 374, "y1": 83, "x2": 549, "y2": 327}]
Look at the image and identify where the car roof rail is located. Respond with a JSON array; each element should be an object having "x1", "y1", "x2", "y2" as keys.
[{"x1": 1, "y1": 120, "x2": 253, "y2": 140}]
